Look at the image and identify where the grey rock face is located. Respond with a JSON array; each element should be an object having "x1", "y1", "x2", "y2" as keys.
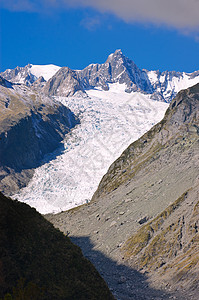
[
  {"x1": 146, "y1": 70, "x2": 188, "y2": 102},
  {"x1": 32, "y1": 76, "x2": 46, "y2": 90},
  {"x1": 0, "y1": 76, "x2": 13, "y2": 89},
  {"x1": 1, "y1": 64, "x2": 36, "y2": 86},
  {"x1": 43, "y1": 67, "x2": 85, "y2": 97},
  {"x1": 43, "y1": 50, "x2": 199, "y2": 101},
  {"x1": 38, "y1": 49, "x2": 154, "y2": 98}
]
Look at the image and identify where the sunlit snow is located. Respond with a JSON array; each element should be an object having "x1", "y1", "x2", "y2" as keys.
[
  {"x1": 14, "y1": 83, "x2": 169, "y2": 214},
  {"x1": 30, "y1": 64, "x2": 61, "y2": 81}
]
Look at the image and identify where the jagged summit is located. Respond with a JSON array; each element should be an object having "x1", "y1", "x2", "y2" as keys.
[
  {"x1": 114, "y1": 49, "x2": 123, "y2": 54},
  {"x1": 106, "y1": 49, "x2": 124, "y2": 61},
  {"x1": 78, "y1": 48, "x2": 150, "y2": 93},
  {"x1": 32, "y1": 75, "x2": 46, "y2": 90},
  {"x1": 0, "y1": 64, "x2": 60, "y2": 86}
]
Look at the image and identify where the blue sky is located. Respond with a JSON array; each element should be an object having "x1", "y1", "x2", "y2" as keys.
[{"x1": 1, "y1": 0, "x2": 199, "y2": 73}]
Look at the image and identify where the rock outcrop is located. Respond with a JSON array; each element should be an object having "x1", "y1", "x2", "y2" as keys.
[{"x1": 79, "y1": 49, "x2": 152, "y2": 93}]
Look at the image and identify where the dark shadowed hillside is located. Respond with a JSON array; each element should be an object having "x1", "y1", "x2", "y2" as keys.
[{"x1": 0, "y1": 192, "x2": 114, "y2": 300}]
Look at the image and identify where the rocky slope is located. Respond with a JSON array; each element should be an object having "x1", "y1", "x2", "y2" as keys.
[
  {"x1": 122, "y1": 185, "x2": 199, "y2": 296},
  {"x1": 0, "y1": 77, "x2": 79, "y2": 195},
  {"x1": 43, "y1": 67, "x2": 85, "y2": 97},
  {"x1": 46, "y1": 83, "x2": 199, "y2": 299},
  {"x1": 93, "y1": 82, "x2": 199, "y2": 198},
  {"x1": 2, "y1": 50, "x2": 199, "y2": 102},
  {"x1": 0, "y1": 192, "x2": 114, "y2": 300}
]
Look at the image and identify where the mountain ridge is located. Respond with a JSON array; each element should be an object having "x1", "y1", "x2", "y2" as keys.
[{"x1": 1, "y1": 50, "x2": 199, "y2": 102}]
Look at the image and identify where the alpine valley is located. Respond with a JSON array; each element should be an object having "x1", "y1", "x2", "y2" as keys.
[
  {"x1": 1, "y1": 50, "x2": 199, "y2": 213},
  {"x1": 0, "y1": 50, "x2": 199, "y2": 300}
]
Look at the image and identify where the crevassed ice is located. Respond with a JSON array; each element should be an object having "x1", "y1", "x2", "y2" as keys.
[{"x1": 14, "y1": 83, "x2": 169, "y2": 214}]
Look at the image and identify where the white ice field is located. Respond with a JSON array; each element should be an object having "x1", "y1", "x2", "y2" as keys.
[{"x1": 14, "y1": 83, "x2": 169, "y2": 214}]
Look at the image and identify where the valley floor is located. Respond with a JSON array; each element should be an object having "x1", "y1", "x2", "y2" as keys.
[{"x1": 70, "y1": 236, "x2": 179, "y2": 300}]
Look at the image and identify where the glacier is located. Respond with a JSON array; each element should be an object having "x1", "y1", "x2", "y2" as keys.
[
  {"x1": 13, "y1": 83, "x2": 168, "y2": 214},
  {"x1": 4, "y1": 50, "x2": 199, "y2": 214}
]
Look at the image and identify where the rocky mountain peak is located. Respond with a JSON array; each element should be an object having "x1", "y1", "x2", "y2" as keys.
[
  {"x1": 114, "y1": 48, "x2": 123, "y2": 55},
  {"x1": 0, "y1": 64, "x2": 37, "y2": 86},
  {"x1": 105, "y1": 49, "x2": 124, "y2": 63},
  {"x1": 78, "y1": 49, "x2": 150, "y2": 93},
  {"x1": 31, "y1": 76, "x2": 46, "y2": 90}
]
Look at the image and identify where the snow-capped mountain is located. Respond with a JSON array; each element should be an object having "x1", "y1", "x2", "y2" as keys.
[
  {"x1": 1, "y1": 50, "x2": 199, "y2": 102},
  {"x1": 78, "y1": 49, "x2": 152, "y2": 93},
  {"x1": 1, "y1": 64, "x2": 61, "y2": 86},
  {"x1": 1, "y1": 50, "x2": 199, "y2": 214},
  {"x1": 146, "y1": 69, "x2": 199, "y2": 102}
]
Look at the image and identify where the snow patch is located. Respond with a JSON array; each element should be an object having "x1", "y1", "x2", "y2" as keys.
[
  {"x1": 30, "y1": 64, "x2": 61, "y2": 81},
  {"x1": 147, "y1": 71, "x2": 158, "y2": 84}
]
